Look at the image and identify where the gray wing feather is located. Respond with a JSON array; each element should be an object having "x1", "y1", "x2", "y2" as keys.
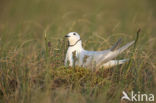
[
  {"x1": 96, "y1": 41, "x2": 134, "y2": 68},
  {"x1": 81, "y1": 41, "x2": 134, "y2": 68},
  {"x1": 110, "y1": 38, "x2": 122, "y2": 51}
]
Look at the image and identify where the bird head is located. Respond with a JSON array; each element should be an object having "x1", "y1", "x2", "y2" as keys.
[{"x1": 65, "y1": 32, "x2": 81, "y2": 46}]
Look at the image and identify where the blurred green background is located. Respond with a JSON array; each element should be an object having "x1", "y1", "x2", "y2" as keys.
[
  {"x1": 0, "y1": 0, "x2": 156, "y2": 103},
  {"x1": 0, "y1": 0, "x2": 156, "y2": 49}
]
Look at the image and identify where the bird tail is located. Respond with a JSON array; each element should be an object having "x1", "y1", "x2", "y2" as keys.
[
  {"x1": 106, "y1": 41, "x2": 135, "y2": 60},
  {"x1": 96, "y1": 41, "x2": 134, "y2": 68},
  {"x1": 115, "y1": 40, "x2": 135, "y2": 54},
  {"x1": 101, "y1": 59, "x2": 129, "y2": 69}
]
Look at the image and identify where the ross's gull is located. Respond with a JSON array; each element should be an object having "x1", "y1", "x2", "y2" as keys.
[{"x1": 64, "y1": 32, "x2": 134, "y2": 70}]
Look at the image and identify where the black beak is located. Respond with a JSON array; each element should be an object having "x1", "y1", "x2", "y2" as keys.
[{"x1": 64, "y1": 35, "x2": 70, "y2": 37}]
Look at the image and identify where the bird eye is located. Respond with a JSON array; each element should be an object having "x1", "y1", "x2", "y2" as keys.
[{"x1": 73, "y1": 33, "x2": 76, "y2": 35}]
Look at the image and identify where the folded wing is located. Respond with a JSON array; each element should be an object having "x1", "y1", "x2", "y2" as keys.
[{"x1": 82, "y1": 41, "x2": 134, "y2": 68}]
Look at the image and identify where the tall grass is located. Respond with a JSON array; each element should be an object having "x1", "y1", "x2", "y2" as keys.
[{"x1": 0, "y1": 0, "x2": 156, "y2": 103}]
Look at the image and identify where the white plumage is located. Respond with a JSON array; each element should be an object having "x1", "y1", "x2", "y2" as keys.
[{"x1": 64, "y1": 32, "x2": 134, "y2": 70}]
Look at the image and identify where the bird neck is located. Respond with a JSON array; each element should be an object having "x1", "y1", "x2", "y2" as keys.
[{"x1": 69, "y1": 40, "x2": 83, "y2": 50}]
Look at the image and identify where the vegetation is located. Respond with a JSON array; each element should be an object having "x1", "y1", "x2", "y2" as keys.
[{"x1": 0, "y1": 0, "x2": 155, "y2": 103}]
